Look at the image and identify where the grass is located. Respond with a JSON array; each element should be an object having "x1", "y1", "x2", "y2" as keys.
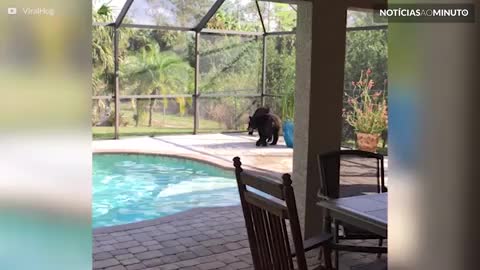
[
  {"x1": 92, "y1": 112, "x2": 244, "y2": 140},
  {"x1": 93, "y1": 127, "x2": 192, "y2": 140}
]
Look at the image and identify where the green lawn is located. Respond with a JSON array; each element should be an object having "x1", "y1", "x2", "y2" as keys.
[{"x1": 92, "y1": 113, "x2": 244, "y2": 140}]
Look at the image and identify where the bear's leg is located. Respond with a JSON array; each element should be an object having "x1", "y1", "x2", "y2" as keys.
[
  {"x1": 256, "y1": 129, "x2": 265, "y2": 147},
  {"x1": 270, "y1": 127, "x2": 279, "y2": 145},
  {"x1": 256, "y1": 128, "x2": 263, "y2": 146},
  {"x1": 260, "y1": 136, "x2": 268, "y2": 146},
  {"x1": 256, "y1": 136, "x2": 268, "y2": 147},
  {"x1": 257, "y1": 127, "x2": 268, "y2": 147}
]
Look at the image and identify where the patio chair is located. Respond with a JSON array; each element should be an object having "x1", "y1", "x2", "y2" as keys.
[
  {"x1": 318, "y1": 150, "x2": 387, "y2": 198},
  {"x1": 317, "y1": 150, "x2": 388, "y2": 268},
  {"x1": 233, "y1": 157, "x2": 334, "y2": 270}
]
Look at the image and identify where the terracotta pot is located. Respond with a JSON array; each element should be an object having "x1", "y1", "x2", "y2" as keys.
[{"x1": 356, "y1": 132, "x2": 380, "y2": 153}]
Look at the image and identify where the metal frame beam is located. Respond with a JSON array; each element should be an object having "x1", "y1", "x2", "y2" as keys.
[
  {"x1": 121, "y1": 24, "x2": 302, "y2": 36},
  {"x1": 261, "y1": 34, "x2": 267, "y2": 106},
  {"x1": 94, "y1": 86, "x2": 390, "y2": 101},
  {"x1": 112, "y1": 24, "x2": 388, "y2": 34},
  {"x1": 115, "y1": 0, "x2": 135, "y2": 27},
  {"x1": 255, "y1": 0, "x2": 267, "y2": 34},
  {"x1": 200, "y1": 93, "x2": 262, "y2": 98},
  {"x1": 200, "y1": 28, "x2": 263, "y2": 36},
  {"x1": 193, "y1": 32, "x2": 200, "y2": 134},
  {"x1": 195, "y1": 0, "x2": 227, "y2": 32},
  {"x1": 265, "y1": 31, "x2": 296, "y2": 36},
  {"x1": 93, "y1": 93, "x2": 263, "y2": 100},
  {"x1": 118, "y1": 94, "x2": 192, "y2": 99},
  {"x1": 113, "y1": 27, "x2": 120, "y2": 139},
  {"x1": 120, "y1": 24, "x2": 193, "y2": 32},
  {"x1": 347, "y1": 25, "x2": 388, "y2": 31},
  {"x1": 263, "y1": 94, "x2": 285, "y2": 98}
]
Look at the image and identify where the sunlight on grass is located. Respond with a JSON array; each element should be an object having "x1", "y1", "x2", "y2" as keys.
[{"x1": 92, "y1": 114, "x2": 246, "y2": 140}]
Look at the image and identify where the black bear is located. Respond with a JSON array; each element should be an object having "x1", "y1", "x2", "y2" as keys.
[
  {"x1": 249, "y1": 113, "x2": 282, "y2": 147},
  {"x1": 248, "y1": 107, "x2": 270, "y2": 136}
]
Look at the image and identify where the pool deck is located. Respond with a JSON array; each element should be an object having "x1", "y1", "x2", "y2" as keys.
[
  {"x1": 93, "y1": 133, "x2": 388, "y2": 269},
  {"x1": 93, "y1": 133, "x2": 294, "y2": 179}
]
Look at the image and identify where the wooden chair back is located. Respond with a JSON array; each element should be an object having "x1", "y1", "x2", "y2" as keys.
[
  {"x1": 233, "y1": 157, "x2": 308, "y2": 270},
  {"x1": 317, "y1": 150, "x2": 386, "y2": 200}
]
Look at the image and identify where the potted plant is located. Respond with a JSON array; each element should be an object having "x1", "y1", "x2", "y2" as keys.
[
  {"x1": 344, "y1": 69, "x2": 388, "y2": 153},
  {"x1": 282, "y1": 91, "x2": 295, "y2": 148}
]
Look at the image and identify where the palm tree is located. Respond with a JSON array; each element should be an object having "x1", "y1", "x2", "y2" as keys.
[
  {"x1": 92, "y1": 4, "x2": 115, "y2": 125},
  {"x1": 121, "y1": 43, "x2": 193, "y2": 127},
  {"x1": 92, "y1": 5, "x2": 115, "y2": 89},
  {"x1": 92, "y1": 2, "x2": 133, "y2": 126}
]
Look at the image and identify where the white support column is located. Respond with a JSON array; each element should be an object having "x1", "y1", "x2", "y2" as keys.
[
  {"x1": 293, "y1": 0, "x2": 348, "y2": 238},
  {"x1": 292, "y1": 1, "x2": 312, "y2": 236}
]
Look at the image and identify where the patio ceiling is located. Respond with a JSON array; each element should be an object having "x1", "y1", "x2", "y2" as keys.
[
  {"x1": 93, "y1": 0, "x2": 299, "y2": 35},
  {"x1": 93, "y1": 0, "x2": 387, "y2": 35}
]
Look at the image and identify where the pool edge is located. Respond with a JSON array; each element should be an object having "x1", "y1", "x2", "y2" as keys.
[
  {"x1": 93, "y1": 205, "x2": 241, "y2": 234},
  {"x1": 93, "y1": 150, "x2": 236, "y2": 173},
  {"x1": 93, "y1": 150, "x2": 282, "y2": 181}
]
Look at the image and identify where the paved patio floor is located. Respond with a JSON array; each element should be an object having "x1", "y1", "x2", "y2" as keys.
[
  {"x1": 93, "y1": 133, "x2": 388, "y2": 269},
  {"x1": 94, "y1": 206, "x2": 386, "y2": 270}
]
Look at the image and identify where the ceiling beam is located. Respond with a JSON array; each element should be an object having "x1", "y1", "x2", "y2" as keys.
[
  {"x1": 265, "y1": 31, "x2": 296, "y2": 36},
  {"x1": 347, "y1": 25, "x2": 388, "y2": 31},
  {"x1": 195, "y1": 0, "x2": 227, "y2": 32},
  {"x1": 120, "y1": 24, "x2": 193, "y2": 32},
  {"x1": 115, "y1": 0, "x2": 135, "y2": 27},
  {"x1": 201, "y1": 28, "x2": 264, "y2": 36},
  {"x1": 255, "y1": 0, "x2": 267, "y2": 34}
]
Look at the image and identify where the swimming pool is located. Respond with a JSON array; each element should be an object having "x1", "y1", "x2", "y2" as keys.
[{"x1": 93, "y1": 154, "x2": 239, "y2": 228}]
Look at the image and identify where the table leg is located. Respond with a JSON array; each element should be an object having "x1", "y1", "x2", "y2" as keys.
[
  {"x1": 334, "y1": 219, "x2": 339, "y2": 269},
  {"x1": 322, "y1": 210, "x2": 334, "y2": 269}
]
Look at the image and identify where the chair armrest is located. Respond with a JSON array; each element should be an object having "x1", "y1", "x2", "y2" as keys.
[{"x1": 292, "y1": 233, "x2": 332, "y2": 257}]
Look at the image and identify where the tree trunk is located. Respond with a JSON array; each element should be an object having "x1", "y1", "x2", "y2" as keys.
[
  {"x1": 163, "y1": 105, "x2": 166, "y2": 126},
  {"x1": 135, "y1": 104, "x2": 140, "y2": 127},
  {"x1": 136, "y1": 100, "x2": 149, "y2": 127},
  {"x1": 148, "y1": 98, "x2": 155, "y2": 127}
]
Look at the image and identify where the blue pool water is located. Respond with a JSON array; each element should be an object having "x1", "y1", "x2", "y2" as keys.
[{"x1": 93, "y1": 154, "x2": 240, "y2": 228}]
